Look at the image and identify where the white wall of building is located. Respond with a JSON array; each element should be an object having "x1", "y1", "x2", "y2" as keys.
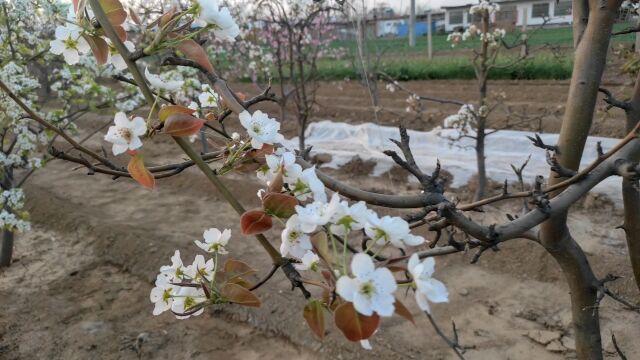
[
  {"x1": 444, "y1": 0, "x2": 572, "y2": 32},
  {"x1": 444, "y1": 9, "x2": 468, "y2": 32}
]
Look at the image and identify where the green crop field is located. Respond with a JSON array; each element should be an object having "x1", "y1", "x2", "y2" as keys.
[{"x1": 329, "y1": 22, "x2": 636, "y2": 55}]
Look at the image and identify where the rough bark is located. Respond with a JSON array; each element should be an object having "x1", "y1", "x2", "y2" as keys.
[
  {"x1": 623, "y1": 72, "x2": 640, "y2": 292},
  {"x1": 540, "y1": 2, "x2": 621, "y2": 359},
  {"x1": 0, "y1": 229, "x2": 14, "y2": 267}
]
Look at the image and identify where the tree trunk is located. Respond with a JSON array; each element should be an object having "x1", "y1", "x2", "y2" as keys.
[
  {"x1": 623, "y1": 72, "x2": 640, "y2": 292},
  {"x1": 474, "y1": 122, "x2": 487, "y2": 201},
  {"x1": 540, "y1": 2, "x2": 620, "y2": 359},
  {"x1": 0, "y1": 229, "x2": 14, "y2": 267}
]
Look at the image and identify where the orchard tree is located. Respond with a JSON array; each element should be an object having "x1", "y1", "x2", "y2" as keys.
[{"x1": 1, "y1": 0, "x2": 640, "y2": 359}]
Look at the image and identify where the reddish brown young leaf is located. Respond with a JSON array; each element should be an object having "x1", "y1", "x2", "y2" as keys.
[
  {"x1": 127, "y1": 154, "x2": 155, "y2": 189},
  {"x1": 303, "y1": 299, "x2": 326, "y2": 339},
  {"x1": 334, "y1": 302, "x2": 380, "y2": 342},
  {"x1": 84, "y1": 35, "x2": 109, "y2": 65},
  {"x1": 177, "y1": 39, "x2": 214, "y2": 73},
  {"x1": 159, "y1": 6, "x2": 177, "y2": 28},
  {"x1": 128, "y1": 7, "x2": 141, "y2": 25},
  {"x1": 268, "y1": 170, "x2": 284, "y2": 193},
  {"x1": 224, "y1": 259, "x2": 256, "y2": 274},
  {"x1": 262, "y1": 192, "x2": 298, "y2": 219},
  {"x1": 394, "y1": 298, "x2": 415, "y2": 325},
  {"x1": 112, "y1": 25, "x2": 128, "y2": 42},
  {"x1": 221, "y1": 283, "x2": 261, "y2": 307},
  {"x1": 240, "y1": 210, "x2": 273, "y2": 235},
  {"x1": 164, "y1": 113, "x2": 205, "y2": 137},
  {"x1": 159, "y1": 105, "x2": 196, "y2": 123},
  {"x1": 99, "y1": 0, "x2": 127, "y2": 25}
]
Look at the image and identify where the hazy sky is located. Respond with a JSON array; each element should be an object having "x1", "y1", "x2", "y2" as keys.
[{"x1": 364, "y1": 0, "x2": 471, "y2": 12}]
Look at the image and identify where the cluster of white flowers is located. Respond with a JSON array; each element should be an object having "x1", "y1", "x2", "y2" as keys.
[
  {"x1": 49, "y1": 7, "x2": 136, "y2": 69},
  {"x1": 237, "y1": 105, "x2": 447, "y2": 325},
  {"x1": 150, "y1": 227, "x2": 233, "y2": 318},
  {"x1": 442, "y1": 104, "x2": 477, "y2": 136},
  {"x1": 0, "y1": 189, "x2": 30, "y2": 232},
  {"x1": 446, "y1": 32, "x2": 463, "y2": 47},
  {"x1": 239, "y1": 110, "x2": 285, "y2": 149},
  {"x1": 385, "y1": 82, "x2": 398, "y2": 93},
  {"x1": 198, "y1": 84, "x2": 220, "y2": 108},
  {"x1": 405, "y1": 94, "x2": 422, "y2": 114},
  {"x1": 470, "y1": 0, "x2": 500, "y2": 15},
  {"x1": 193, "y1": 0, "x2": 241, "y2": 41}
]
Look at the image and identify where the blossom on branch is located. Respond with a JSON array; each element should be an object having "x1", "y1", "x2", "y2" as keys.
[
  {"x1": 144, "y1": 67, "x2": 184, "y2": 92},
  {"x1": 194, "y1": 228, "x2": 231, "y2": 254},
  {"x1": 364, "y1": 214, "x2": 425, "y2": 248},
  {"x1": 49, "y1": 25, "x2": 90, "y2": 65},
  {"x1": 294, "y1": 250, "x2": 320, "y2": 271},
  {"x1": 407, "y1": 254, "x2": 449, "y2": 313},
  {"x1": 336, "y1": 253, "x2": 397, "y2": 317},
  {"x1": 104, "y1": 112, "x2": 146, "y2": 155},
  {"x1": 239, "y1": 110, "x2": 284, "y2": 149},
  {"x1": 193, "y1": 0, "x2": 240, "y2": 41}
]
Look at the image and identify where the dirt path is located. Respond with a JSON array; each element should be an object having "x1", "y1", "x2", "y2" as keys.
[{"x1": 1, "y1": 80, "x2": 639, "y2": 359}]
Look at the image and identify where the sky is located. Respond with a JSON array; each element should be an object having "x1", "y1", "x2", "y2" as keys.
[{"x1": 364, "y1": 0, "x2": 471, "y2": 12}]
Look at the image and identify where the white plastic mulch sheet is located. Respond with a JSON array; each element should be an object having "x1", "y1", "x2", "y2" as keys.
[{"x1": 286, "y1": 120, "x2": 624, "y2": 203}]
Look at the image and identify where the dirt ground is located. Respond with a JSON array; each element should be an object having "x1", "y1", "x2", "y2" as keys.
[{"x1": 1, "y1": 77, "x2": 640, "y2": 360}]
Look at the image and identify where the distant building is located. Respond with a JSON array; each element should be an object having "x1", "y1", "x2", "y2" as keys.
[
  {"x1": 375, "y1": 12, "x2": 446, "y2": 38},
  {"x1": 443, "y1": 0, "x2": 573, "y2": 32}
]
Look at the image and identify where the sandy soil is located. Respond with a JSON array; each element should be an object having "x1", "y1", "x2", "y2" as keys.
[{"x1": 1, "y1": 78, "x2": 640, "y2": 359}]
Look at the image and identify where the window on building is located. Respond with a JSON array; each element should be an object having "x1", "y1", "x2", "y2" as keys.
[
  {"x1": 496, "y1": 5, "x2": 517, "y2": 22},
  {"x1": 449, "y1": 10, "x2": 463, "y2": 24},
  {"x1": 555, "y1": 1, "x2": 572, "y2": 16},
  {"x1": 532, "y1": 2, "x2": 550, "y2": 18}
]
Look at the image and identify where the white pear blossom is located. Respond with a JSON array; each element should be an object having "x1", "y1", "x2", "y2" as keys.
[
  {"x1": 336, "y1": 253, "x2": 397, "y2": 317},
  {"x1": 194, "y1": 228, "x2": 231, "y2": 254},
  {"x1": 144, "y1": 67, "x2": 184, "y2": 92},
  {"x1": 104, "y1": 112, "x2": 146, "y2": 155},
  {"x1": 360, "y1": 340, "x2": 372, "y2": 350},
  {"x1": 295, "y1": 251, "x2": 320, "y2": 271},
  {"x1": 365, "y1": 213, "x2": 425, "y2": 248},
  {"x1": 150, "y1": 274, "x2": 178, "y2": 315},
  {"x1": 407, "y1": 254, "x2": 449, "y2": 313},
  {"x1": 108, "y1": 40, "x2": 135, "y2": 71},
  {"x1": 49, "y1": 25, "x2": 90, "y2": 65},
  {"x1": 329, "y1": 200, "x2": 370, "y2": 236},
  {"x1": 160, "y1": 250, "x2": 186, "y2": 280},
  {"x1": 184, "y1": 254, "x2": 215, "y2": 280},
  {"x1": 294, "y1": 193, "x2": 341, "y2": 233},
  {"x1": 281, "y1": 215, "x2": 313, "y2": 258},
  {"x1": 258, "y1": 150, "x2": 302, "y2": 185},
  {"x1": 198, "y1": 84, "x2": 219, "y2": 108},
  {"x1": 238, "y1": 110, "x2": 284, "y2": 149},
  {"x1": 470, "y1": 0, "x2": 500, "y2": 14},
  {"x1": 194, "y1": 0, "x2": 241, "y2": 41},
  {"x1": 291, "y1": 167, "x2": 326, "y2": 202},
  {"x1": 171, "y1": 287, "x2": 207, "y2": 319}
]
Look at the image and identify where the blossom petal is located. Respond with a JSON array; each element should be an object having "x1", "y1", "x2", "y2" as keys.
[
  {"x1": 351, "y1": 253, "x2": 374, "y2": 278},
  {"x1": 353, "y1": 291, "x2": 374, "y2": 316},
  {"x1": 336, "y1": 276, "x2": 358, "y2": 302}
]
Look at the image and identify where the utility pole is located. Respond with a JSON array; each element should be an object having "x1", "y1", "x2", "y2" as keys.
[
  {"x1": 427, "y1": 10, "x2": 432, "y2": 59},
  {"x1": 409, "y1": 0, "x2": 416, "y2": 47}
]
